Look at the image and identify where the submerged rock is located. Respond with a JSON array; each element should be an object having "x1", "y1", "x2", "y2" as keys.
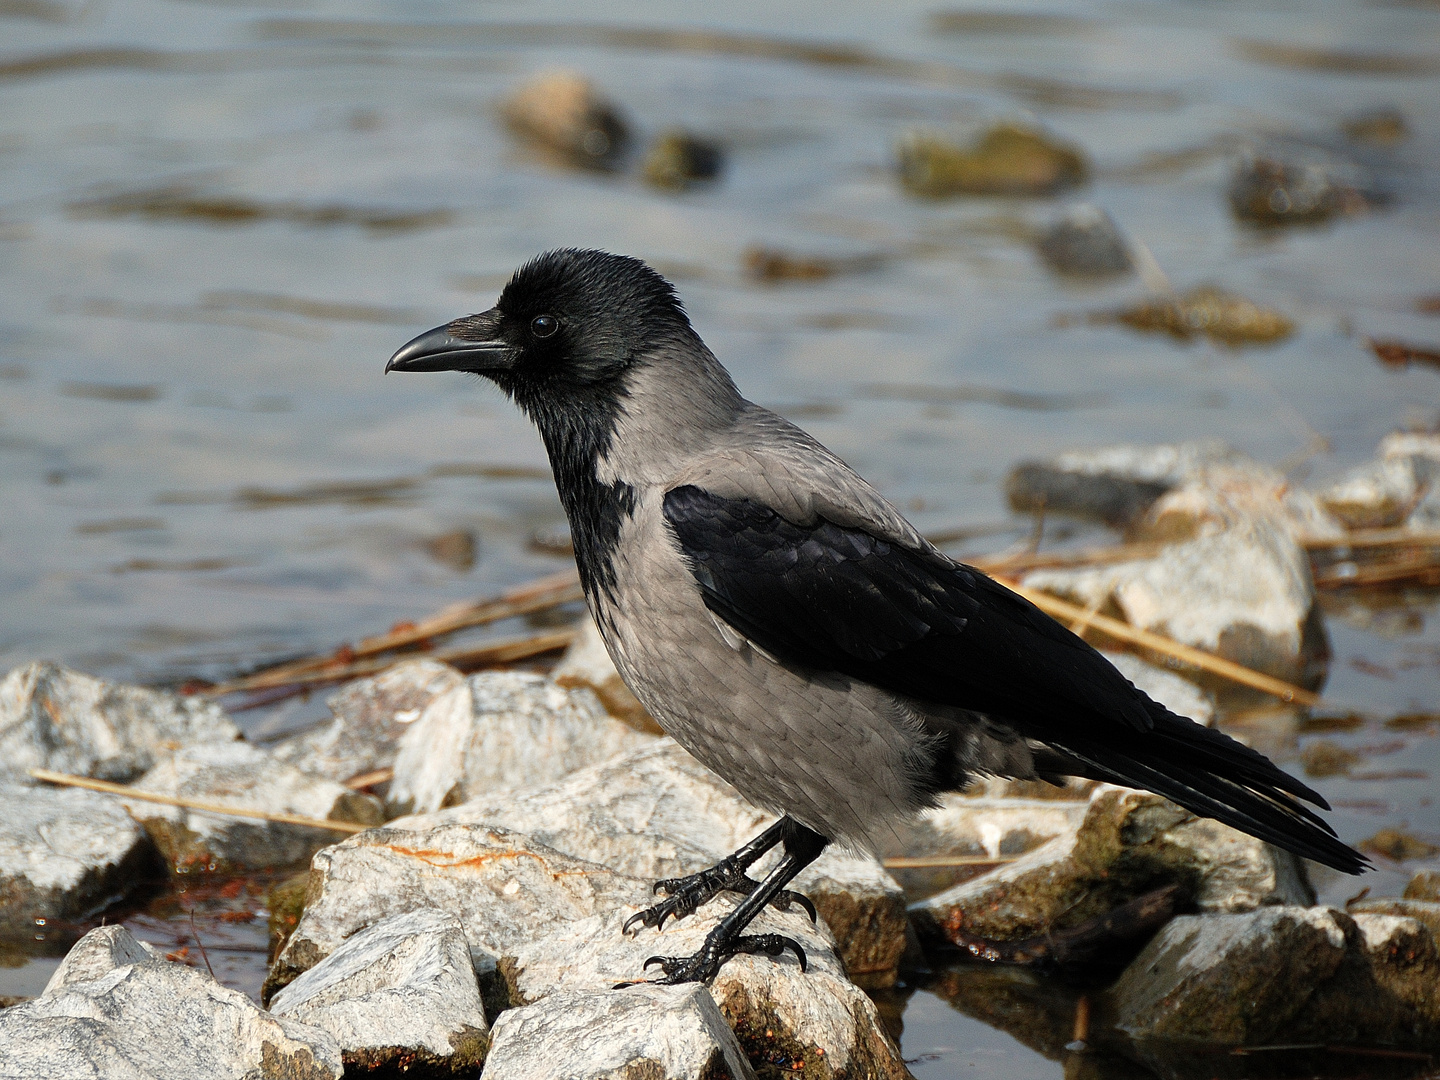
[
  {"x1": 741, "y1": 246, "x2": 884, "y2": 283},
  {"x1": 897, "y1": 123, "x2": 1088, "y2": 197},
  {"x1": 1100, "y1": 285, "x2": 1295, "y2": 346},
  {"x1": 270, "y1": 658, "x2": 465, "y2": 784},
  {"x1": 122, "y1": 740, "x2": 383, "y2": 873},
  {"x1": 506, "y1": 900, "x2": 908, "y2": 1080},
  {"x1": 501, "y1": 69, "x2": 630, "y2": 170},
  {"x1": 0, "y1": 783, "x2": 155, "y2": 938},
  {"x1": 1344, "y1": 107, "x2": 1409, "y2": 147},
  {"x1": 642, "y1": 130, "x2": 724, "y2": 191},
  {"x1": 392, "y1": 739, "x2": 909, "y2": 987},
  {"x1": 385, "y1": 671, "x2": 654, "y2": 817},
  {"x1": 551, "y1": 616, "x2": 660, "y2": 733},
  {"x1": 0, "y1": 661, "x2": 238, "y2": 783},
  {"x1": 1229, "y1": 146, "x2": 1380, "y2": 226},
  {"x1": 264, "y1": 822, "x2": 648, "y2": 1003},
  {"x1": 909, "y1": 785, "x2": 1312, "y2": 949},
  {"x1": 0, "y1": 924, "x2": 343, "y2": 1079},
  {"x1": 269, "y1": 908, "x2": 489, "y2": 1078},
  {"x1": 1036, "y1": 204, "x2": 1132, "y2": 276},
  {"x1": 484, "y1": 984, "x2": 757, "y2": 1080}
]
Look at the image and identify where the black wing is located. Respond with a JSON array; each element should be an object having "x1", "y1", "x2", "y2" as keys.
[{"x1": 663, "y1": 484, "x2": 1365, "y2": 873}]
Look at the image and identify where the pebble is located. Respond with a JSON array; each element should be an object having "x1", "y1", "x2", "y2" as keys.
[
  {"x1": 1102, "y1": 284, "x2": 1295, "y2": 346},
  {"x1": 384, "y1": 670, "x2": 655, "y2": 817},
  {"x1": 500, "y1": 69, "x2": 631, "y2": 170},
  {"x1": 642, "y1": 130, "x2": 724, "y2": 191},
  {"x1": 1036, "y1": 204, "x2": 1132, "y2": 276},
  {"x1": 1229, "y1": 146, "x2": 1379, "y2": 226}
]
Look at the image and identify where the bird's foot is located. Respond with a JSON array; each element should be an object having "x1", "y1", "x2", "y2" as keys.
[
  {"x1": 622, "y1": 862, "x2": 815, "y2": 934},
  {"x1": 643, "y1": 931, "x2": 808, "y2": 985}
]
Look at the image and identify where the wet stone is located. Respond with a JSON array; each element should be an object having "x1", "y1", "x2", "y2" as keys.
[
  {"x1": 269, "y1": 657, "x2": 465, "y2": 784},
  {"x1": 1036, "y1": 204, "x2": 1132, "y2": 276},
  {"x1": 505, "y1": 899, "x2": 908, "y2": 1080},
  {"x1": 0, "y1": 780, "x2": 156, "y2": 939},
  {"x1": 269, "y1": 908, "x2": 489, "y2": 1078},
  {"x1": 264, "y1": 822, "x2": 649, "y2": 1003},
  {"x1": 552, "y1": 616, "x2": 661, "y2": 734},
  {"x1": 501, "y1": 69, "x2": 631, "y2": 170},
  {"x1": 897, "y1": 123, "x2": 1087, "y2": 197},
  {"x1": 909, "y1": 785, "x2": 1312, "y2": 948},
  {"x1": 0, "y1": 924, "x2": 343, "y2": 1079},
  {"x1": 642, "y1": 130, "x2": 724, "y2": 191},
  {"x1": 741, "y1": 246, "x2": 884, "y2": 283},
  {"x1": 392, "y1": 739, "x2": 909, "y2": 988},
  {"x1": 483, "y1": 984, "x2": 757, "y2": 1080},
  {"x1": 0, "y1": 660, "x2": 239, "y2": 783},
  {"x1": 1344, "y1": 107, "x2": 1409, "y2": 147},
  {"x1": 1229, "y1": 146, "x2": 1380, "y2": 226},
  {"x1": 385, "y1": 670, "x2": 656, "y2": 817},
  {"x1": 1301, "y1": 739, "x2": 1359, "y2": 778},
  {"x1": 121, "y1": 740, "x2": 383, "y2": 874}
]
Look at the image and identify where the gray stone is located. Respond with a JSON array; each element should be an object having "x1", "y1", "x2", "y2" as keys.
[
  {"x1": 506, "y1": 899, "x2": 908, "y2": 1080},
  {"x1": 552, "y1": 616, "x2": 663, "y2": 733},
  {"x1": 909, "y1": 785, "x2": 1311, "y2": 946},
  {"x1": 0, "y1": 782, "x2": 155, "y2": 938},
  {"x1": 269, "y1": 907, "x2": 489, "y2": 1077},
  {"x1": 265, "y1": 821, "x2": 649, "y2": 1003},
  {"x1": 0, "y1": 924, "x2": 343, "y2": 1079},
  {"x1": 385, "y1": 671, "x2": 655, "y2": 817},
  {"x1": 1101, "y1": 652, "x2": 1213, "y2": 725},
  {"x1": 270, "y1": 658, "x2": 465, "y2": 784},
  {"x1": 1024, "y1": 503, "x2": 1327, "y2": 687},
  {"x1": 0, "y1": 661, "x2": 238, "y2": 783},
  {"x1": 120, "y1": 740, "x2": 383, "y2": 874},
  {"x1": 391, "y1": 739, "x2": 909, "y2": 987},
  {"x1": 43, "y1": 925, "x2": 164, "y2": 994},
  {"x1": 1108, "y1": 906, "x2": 1350, "y2": 1044},
  {"x1": 484, "y1": 984, "x2": 757, "y2": 1080},
  {"x1": 1036, "y1": 204, "x2": 1132, "y2": 277}
]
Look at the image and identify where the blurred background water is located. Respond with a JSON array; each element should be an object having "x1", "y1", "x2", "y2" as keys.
[{"x1": 2, "y1": 0, "x2": 1439, "y2": 1073}]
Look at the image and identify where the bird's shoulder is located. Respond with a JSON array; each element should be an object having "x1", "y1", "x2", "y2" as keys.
[{"x1": 666, "y1": 403, "x2": 932, "y2": 554}]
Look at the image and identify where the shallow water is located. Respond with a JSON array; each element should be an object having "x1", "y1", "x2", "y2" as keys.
[{"x1": 2, "y1": 0, "x2": 1439, "y2": 1072}]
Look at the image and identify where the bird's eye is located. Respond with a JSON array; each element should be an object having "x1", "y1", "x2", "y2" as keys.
[{"x1": 530, "y1": 315, "x2": 559, "y2": 339}]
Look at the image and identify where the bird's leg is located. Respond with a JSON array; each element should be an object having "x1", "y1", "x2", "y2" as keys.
[
  {"x1": 641, "y1": 820, "x2": 828, "y2": 985},
  {"x1": 623, "y1": 817, "x2": 816, "y2": 934}
]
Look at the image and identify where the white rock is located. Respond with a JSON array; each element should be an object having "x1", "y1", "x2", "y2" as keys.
[
  {"x1": 121, "y1": 740, "x2": 382, "y2": 873},
  {"x1": 552, "y1": 615, "x2": 661, "y2": 733},
  {"x1": 386, "y1": 671, "x2": 655, "y2": 816},
  {"x1": 1024, "y1": 510, "x2": 1324, "y2": 685},
  {"x1": 484, "y1": 984, "x2": 757, "y2": 1080},
  {"x1": 1137, "y1": 461, "x2": 1345, "y2": 543},
  {"x1": 265, "y1": 821, "x2": 649, "y2": 1002},
  {"x1": 43, "y1": 925, "x2": 164, "y2": 994},
  {"x1": 506, "y1": 899, "x2": 908, "y2": 1080},
  {"x1": 269, "y1": 658, "x2": 465, "y2": 784},
  {"x1": 1316, "y1": 454, "x2": 1426, "y2": 530},
  {"x1": 1101, "y1": 652, "x2": 1213, "y2": 725},
  {"x1": 392, "y1": 739, "x2": 909, "y2": 986},
  {"x1": 909, "y1": 785, "x2": 1311, "y2": 945},
  {"x1": 0, "y1": 661, "x2": 238, "y2": 782},
  {"x1": 269, "y1": 907, "x2": 489, "y2": 1075},
  {"x1": 0, "y1": 781, "x2": 154, "y2": 937},
  {"x1": 0, "y1": 925, "x2": 342, "y2": 1079}
]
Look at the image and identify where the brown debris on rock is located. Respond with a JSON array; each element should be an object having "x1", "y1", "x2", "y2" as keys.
[
  {"x1": 1094, "y1": 285, "x2": 1295, "y2": 346},
  {"x1": 501, "y1": 70, "x2": 631, "y2": 171},
  {"x1": 897, "y1": 123, "x2": 1088, "y2": 197}
]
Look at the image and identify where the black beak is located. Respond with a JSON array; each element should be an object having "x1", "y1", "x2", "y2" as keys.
[{"x1": 386, "y1": 318, "x2": 512, "y2": 374}]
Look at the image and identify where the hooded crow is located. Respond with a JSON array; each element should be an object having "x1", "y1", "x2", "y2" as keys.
[{"x1": 388, "y1": 248, "x2": 1365, "y2": 984}]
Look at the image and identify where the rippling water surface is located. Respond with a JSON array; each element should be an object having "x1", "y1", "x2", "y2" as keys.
[{"x1": 2, "y1": 0, "x2": 1439, "y2": 1073}]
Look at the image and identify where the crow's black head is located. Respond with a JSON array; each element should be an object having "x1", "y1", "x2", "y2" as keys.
[{"x1": 387, "y1": 249, "x2": 694, "y2": 401}]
